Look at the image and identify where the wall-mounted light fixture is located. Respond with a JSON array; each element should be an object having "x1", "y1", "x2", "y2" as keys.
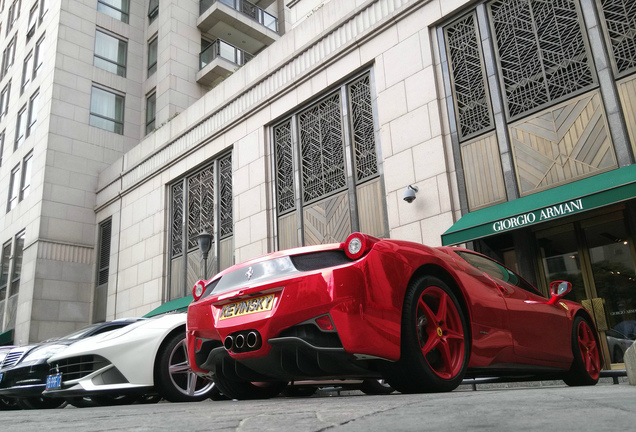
[
  {"x1": 403, "y1": 185, "x2": 419, "y2": 203},
  {"x1": 196, "y1": 229, "x2": 213, "y2": 279}
]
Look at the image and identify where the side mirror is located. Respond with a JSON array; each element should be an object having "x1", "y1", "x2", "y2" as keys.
[{"x1": 548, "y1": 280, "x2": 572, "y2": 304}]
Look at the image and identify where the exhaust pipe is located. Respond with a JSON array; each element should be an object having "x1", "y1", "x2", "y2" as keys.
[
  {"x1": 223, "y1": 335, "x2": 234, "y2": 351},
  {"x1": 246, "y1": 331, "x2": 259, "y2": 348},
  {"x1": 235, "y1": 333, "x2": 245, "y2": 349}
]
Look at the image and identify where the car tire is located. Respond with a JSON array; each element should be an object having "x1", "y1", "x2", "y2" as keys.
[
  {"x1": 359, "y1": 379, "x2": 394, "y2": 395},
  {"x1": 213, "y1": 371, "x2": 287, "y2": 400},
  {"x1": 154, "y1": 331, "x2": 216, "y2": 402},
  {"x1": 563, "y1": 316, "x2": 601, "y2": 386},
  {"x1": 16, "y1": 396, "x2": 66, "y2": 410},
  {"x1": 613, "y1": 346, "x2": 624, "y2": 364},
  {"x1": 0, "y1": 396, "x2": 20, "y2": 410},
  {"x1": 209, "y1": 385, "x2": 228, "y2": 401},
  {"x1": 135, "y1": 394, "x2": 162, "y2": 404},
  {"x1": 282, "y1": 385, "x2": 318, "y2": 397},
  {"x1": 383, "y1": 275, "x2": 469, "y2": 394}
]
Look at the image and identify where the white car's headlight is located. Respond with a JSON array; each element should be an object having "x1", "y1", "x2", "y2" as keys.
[{"x1": 23, "y1": 344, "x2": 68, "y2": 362}]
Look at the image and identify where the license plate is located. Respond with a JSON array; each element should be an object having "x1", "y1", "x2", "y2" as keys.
[
  {"x1": 219, "y1": 294, "x2": 275, "y2": 320},
  {"x1": 46, "y1": 373, "x2": 62, "y2": 391}
]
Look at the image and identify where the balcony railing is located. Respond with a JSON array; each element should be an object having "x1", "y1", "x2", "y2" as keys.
[
  {"x1": 200, "y1": 39, "x2": 254, "y2": 70},
  {"x1": 200, "y1": 0, "x2": 278, "y2": 32}
]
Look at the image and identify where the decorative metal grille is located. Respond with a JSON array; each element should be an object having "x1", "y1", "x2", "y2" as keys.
[
  {"x1": 187, "y1": 165, "x2": 214, "y2": 250},
  {"x1": 445, "y1": 14, "x2": 493, "y2": 140},
  {"x1": 598, "y1": 0, "x2": 636, "y2": 76},
  {"x1": 489, "y1": 0, "x2": 595, "y2": 119},
  {"x1": 170, "y1": 182, "x2": 184, "y2": 257},
  {"x1": 274, "y1": 120, "x2": 295, "y2": 214},
  {"x1": 219, "y1": 155, "x2": 233, "y2": 238},
  {"x1": 97, "y1": 219, "x2": 111, "y2": 286},
  {"x1": 348, "y1": 75, "x2": 379, "y2": 181},
  {"x1": 298, "y1": 92, "x2": 346, "y2": 203}
]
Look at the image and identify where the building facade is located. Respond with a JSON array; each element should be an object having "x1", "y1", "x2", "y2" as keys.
[{"x1": 0, "y1": 0, "x2": 634, "y2": 370}]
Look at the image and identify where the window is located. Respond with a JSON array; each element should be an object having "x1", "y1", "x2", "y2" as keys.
[
  {"x1": 0, "y1": 131, "x2": 4, "y2": 167},
  {"x1": 27, "y1": 90, "x2": 38, "y2": 135},
  {"x1": 148, "y1": 0, "x2": 158, "y2": 24},
  {"x1": 145, "y1": 91, "x2": 156, "y2": 135},
  {"x1": 97, "y1": 219, "x2": 112, "y2": 286},
  {"x1": 21, "y1": 52, "x2": 33, "y2": 93},
  {"x1": 27, "y1": 2, "x2": 37, "y2": 38},
  {"x1": 39, "y1": 0, "x2": 46, "y2": 19},
  {"x1": 14, "y1": 104, "x2": 27, "y2": 149},
  {"x1": 97, "y1": 0, "x2": 129, "y2": 24},
  {"x1": 597, "y1": 0, "x2": 636, "y2": 77},
  {"x1": 6, "y1": 0, "x2": 20, "y2": 35},
  {"x1": 455, "y1": 251, "x2": 540, "y2": 295},
  {"x1": 94, "y1": 30, "x2": 127, "y2": 77},
  {"x1": 273, "y1": 73, "x2": 384, "y2": 248},
  {"x1": 10, "y1": 232, "x2": 24, "y2": 297},
  {"x1": 33, "y1": 35, "x2": 44, "y2": 77},
  {"x1": 0, "y1": 241, "x2": 10, "y2": 302},
  {"x1": 0, "y1": 232, "x2": 24, "y2": 331},
  {"x1": 89, "y1": 86, "x2": 124, "y2": 134},
  {"x1": 2, "y1": 36, "x2": 17, "y2": 76},
  {"x1": 20, "y1": 152, "x2": 32, "y2": 200},
  {"x1": 148, "y1": 37, "x2": 158, "y2": 76},
  {"x1": 0, "y1": 239, "x2": 10, "y2": 330},
  {"x1": 169, "y1": 155, "x2": 233, "y2": 300},
  {"x1": 488, "y1": 0, "x2": 594, "y2": 120},
  {"x1": 0, "y1": 82, "x2": 10, "y2": 119},
  {"x1": 7, "y1": 164, "x2": 19, "y2": 211}
]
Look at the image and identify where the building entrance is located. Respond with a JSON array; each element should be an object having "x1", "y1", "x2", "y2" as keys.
[{"x1": 535, "y1": 209, "x2": 636, "y2": 368}]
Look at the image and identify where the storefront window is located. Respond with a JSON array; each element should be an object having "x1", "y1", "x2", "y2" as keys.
[
  {"x1": 583, "y1": 217, "x2": 636, "y2": 363},
  {"x1": 536, "y1": 225, "x2": 586, "y2": 304}
]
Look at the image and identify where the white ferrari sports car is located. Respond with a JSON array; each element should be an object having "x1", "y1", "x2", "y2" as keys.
[{"x1": 43, "y1": 312, "x2": 218, "y2": 403}]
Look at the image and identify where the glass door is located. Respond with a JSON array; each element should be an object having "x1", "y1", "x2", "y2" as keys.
[
  {"x1": 581, "y1": 214, "x2": 636, "y2": 364},
  {"x1": 535, "y1": 209, "x2": 636, "y2": 368},
  {"x1": 536, "y1": 224, "x2": 588, "y2": 303}
]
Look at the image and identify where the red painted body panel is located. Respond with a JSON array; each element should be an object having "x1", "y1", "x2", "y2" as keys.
[{"x1": 187, "y1": 236, "x2": 589, "y2": 377}]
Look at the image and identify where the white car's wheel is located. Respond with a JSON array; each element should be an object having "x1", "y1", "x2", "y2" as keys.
[{"x1": 155, "y1": 332, "x2": 216, "y2": 402}]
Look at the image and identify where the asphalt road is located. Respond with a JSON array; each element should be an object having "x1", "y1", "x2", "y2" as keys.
[{"x1": 3, "y1": 382, "x2": 635, "y2": 432}]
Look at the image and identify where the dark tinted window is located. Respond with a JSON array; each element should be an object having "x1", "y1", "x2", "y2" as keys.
[{"x1": 456, "y1": 251, "x2": 541, "y2": 296}]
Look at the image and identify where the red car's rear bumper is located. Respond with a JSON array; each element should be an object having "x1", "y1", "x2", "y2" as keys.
[{"x1": 187, "y1": 249, "x2": 405, "y2": 378}]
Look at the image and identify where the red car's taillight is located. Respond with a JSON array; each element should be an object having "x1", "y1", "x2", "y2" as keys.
[
  {"x1": 192, "y1": 280, "x2": 206, "y2": 301},
  {"x1": 343, "y1": 232, "x2": 378, "y2": 260}
]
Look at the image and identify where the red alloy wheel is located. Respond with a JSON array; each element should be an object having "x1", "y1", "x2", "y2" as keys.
[
  {"x1": 576, "y1": 320, "x2": 600, "y2": 380},
  {"x1": 415, "y1": 286, "x2": 465, "y2": 380}
]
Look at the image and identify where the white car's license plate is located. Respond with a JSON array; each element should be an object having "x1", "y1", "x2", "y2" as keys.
[{"x1": 46, "y1": 373, "x2": 62, "y2": 390}]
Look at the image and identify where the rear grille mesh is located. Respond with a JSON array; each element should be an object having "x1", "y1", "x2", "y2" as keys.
[{"x1": 290, "y1": 250, "x2": 352, "y2": 272}]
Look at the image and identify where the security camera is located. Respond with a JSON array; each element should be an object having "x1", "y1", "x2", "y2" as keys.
[{"x1": 403, "y1": 185, "x2": 418, "y2": 203}]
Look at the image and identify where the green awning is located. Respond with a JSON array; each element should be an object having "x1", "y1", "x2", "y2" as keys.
[
  {"x1": 442, "y1": 165, "x2": 636, "y2": 246},
  {"x1": 143, "y1": 295, "x2": 193, "y2": 318},
  {"x1": 0, "y1": 329, "x2": 13, "y2": 346}
]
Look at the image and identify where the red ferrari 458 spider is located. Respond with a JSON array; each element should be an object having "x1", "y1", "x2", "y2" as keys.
[{"x1": 186, "y1": 233, "x2": 601, "y2": 399}]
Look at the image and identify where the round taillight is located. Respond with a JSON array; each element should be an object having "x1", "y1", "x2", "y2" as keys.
[
  {"x1": 193, "y1": 280, "x2": 206, "y2": 301},
  {"x1": 344, "y1": 233, "x2": 368, "y2": 260}
]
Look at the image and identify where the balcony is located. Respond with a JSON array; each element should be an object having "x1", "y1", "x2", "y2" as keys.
[
  {"x1": 198, "y1": 0, "x2": 279, "y2": 53},
  {"x1": 197, "y1": 39, "x2": 254, "y2": 86}
]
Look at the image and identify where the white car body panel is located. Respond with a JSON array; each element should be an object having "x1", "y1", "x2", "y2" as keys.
[{"x1": 47, "y1": 313, "x2": 186, "y2": 392}]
